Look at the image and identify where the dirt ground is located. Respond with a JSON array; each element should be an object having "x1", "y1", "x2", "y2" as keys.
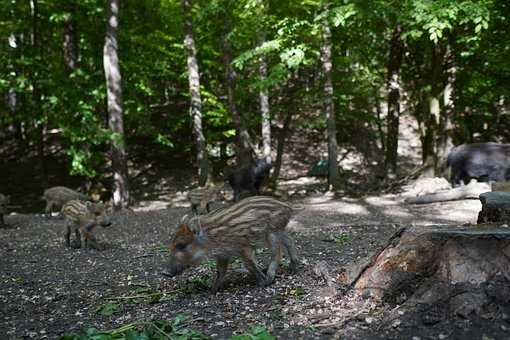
[{"x1": 2, "y1": 188, "x2": 509, "y2": 339}]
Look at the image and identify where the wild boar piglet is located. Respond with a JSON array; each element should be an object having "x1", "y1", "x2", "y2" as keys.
[{"x1": 167, "y1": 196, "x2": 298, "y2": 292}]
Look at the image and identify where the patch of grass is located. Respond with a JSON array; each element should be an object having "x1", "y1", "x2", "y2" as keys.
[
  {"x1": 322, "y1": 233, "x2": 352, "y2": 245},
  {"x1": 199, "y1": 259, "x2": 216, "y2": 270},
  {"x1": 99, "y1": 287, "x2": 180, "y2": 314},
  {"x1": 60, "y1": 316, "x2": 208, "y2": 340},
  {"x1": 96, "y1": 301, "x2": 122, "y2": 316},
  {"x1": 231, "y1": 325, "x2": 276, "y2": 340},
  {"x1": 175, "y1": 274, "x2": 212, "y2": 294}
]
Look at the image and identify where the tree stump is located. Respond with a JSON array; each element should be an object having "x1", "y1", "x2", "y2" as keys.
[
  {"x1": 341, "y1": 226, "x2": 510, "y2": 317},
  {"x1": 478, "y1": 191, "x2": 510, "y2": 223}
]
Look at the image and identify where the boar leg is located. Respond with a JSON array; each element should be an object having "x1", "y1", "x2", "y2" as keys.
[
  {"x1": 266, "y1": 233, "x2": 283, "y2": 284},
  {"x1": 65, "y1": 222, "x2": 72, "y2": 247},
  {"x1": 45, "y1": 201, "x2": 53, "y2": 216},
  {"x1": 73, "y1": 228, "x2": 82, "y2": 248},
  {"x1": 240, "y1": 247, "x2": 267, "y2": 287},
  {"x1": 191, "y1": 203, "x2": 198, "y2": 215},
  {"x1": 83, "y1": 231, "x2": 100, "y2": 250},
  {"x1": 211, "y1": 257, "x2": 230, "y2": 293},
  {"x1": 280, "y1": 232, "x2": 299, "y2": 273}
]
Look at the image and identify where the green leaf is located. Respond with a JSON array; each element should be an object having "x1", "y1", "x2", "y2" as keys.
[{"x1": 95, "y1": 302, "x2": 121, "y2": 316}]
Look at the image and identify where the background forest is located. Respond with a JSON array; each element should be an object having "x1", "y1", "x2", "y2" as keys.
[{"x1": 1, "y1": 0, "x2": 509, "y2": 209}]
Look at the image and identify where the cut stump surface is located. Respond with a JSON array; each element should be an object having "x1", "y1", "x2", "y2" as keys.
[{"x1": 342, "y1": 225, "x2": 510, "y2": 317}]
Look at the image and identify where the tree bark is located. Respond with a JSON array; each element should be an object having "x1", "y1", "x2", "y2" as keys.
[
  {"x1": 342, "y1": 225, "x2": 510, "y2": 317},
  {"x1": 436, "y1": 43, "x2": 456, "y2": 176},
  {"x1": 181, "y1": 0, "x2": 209, "y2": 186},
  {"x1": 259, "y1": 33, "x2": 271, "y2": 165},
  {"x1": 384, "y1": 25, "x2": 404, "y2": 177},
  {"x1": 222, "y1": 4, "x2": 254, "y2": 168},
  {"x1": 30, "y1": 0, "x2": 47, "y2": 184},
  {"x1": 104, "y1": 0, "x2": 129, "y2": 209},
  {"x1": 63, "y1": 3, "x2": 78, "y2": 73},
  {"x1": 320, "y1": 15, "x2": 338, "y2": 189}
]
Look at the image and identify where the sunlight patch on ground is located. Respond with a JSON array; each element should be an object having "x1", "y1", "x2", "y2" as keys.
[
  {"x1": 133, "y1": 200, "x2": 171, "y2": 212},
  {"x1": 305, "y1": 201, "x2": 370, "y2": 216},
  {"x1": 382, "y1": 208, "x2": 414, "y2": 218},
  {"x1": 363, "y1": 195, "x2": 400, "y2": 206}
]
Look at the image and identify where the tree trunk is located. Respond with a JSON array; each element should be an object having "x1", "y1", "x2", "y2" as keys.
[
  {"x1": 436, "y1": 44, "x2": 456, "y2": 176},
  {"x1": 320, "y1": 15, "x2": 338, "y2": 190},
  {"x1": 384, "y1": 25, "x2": 404, "y2": 177},
  {"x1": 259, "y1": 33, "x2": 271, "y2": 165},
  {"x1": 7, "y1": 33, "x2": 20, "y2": 139},
  {"x1": 30, "y1": 0, "x2": 47, "y2": 184},
  {"x1": 223, "y1": 4, "x2": 253, "y2": 168},
  {"x1": 181, "y1": 0, "x2": 209, "y2": 186},
  {"x1": 63, "y1": 4, "x2": 78, "y2": 73},
  {"x1": 104, "y1": 0, "x2": 129, "y2": 209},
  {"x1": 271, "y1": 110, "x2": 293, "y2": 188}
]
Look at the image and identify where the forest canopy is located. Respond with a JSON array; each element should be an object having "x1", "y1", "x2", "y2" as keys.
[{"x1": 1, "y1": 0, "x2": 509, "y2": 203}]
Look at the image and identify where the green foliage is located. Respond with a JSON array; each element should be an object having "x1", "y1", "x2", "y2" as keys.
[
  {"x1": 96, "y1": 302, "x2": 122, "y2": 316},
  {"x1": 322, "y1": 233, "x2": 352, "y2": 245},
  {"x1": 0, "y1": 0, "x2": 508, "y2": 182},
  {"x1": 231, "y1": 325, "x2": 275, "y2": 340},
  {"x1": 59, "y1": 317, "x2": 208, "y2": 340}
]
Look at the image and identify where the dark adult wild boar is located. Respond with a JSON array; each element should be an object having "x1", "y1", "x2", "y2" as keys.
[
  {"x1": 447, "y1": 143, "x2": 510, "y2": 185},
  {"x1": 43, "y1": 186, "x2": 89, "y2": 216},
  {"x1": 62, "y1": 200, "x2": 112, "y2": 249},
  {"x1": 228, "y1": 158, "x2": 272, "y2": 202},
  {"x1": 167, "y1": 196, "x2": 298, "y2": 292}
]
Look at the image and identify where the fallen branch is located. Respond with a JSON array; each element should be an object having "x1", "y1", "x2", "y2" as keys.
[
  {"x1": 405, "y1": 180, "x2": 490, "y2": 204},
  {"x1": 107, "y1": 290, "x2": 180, "y2": 300}
]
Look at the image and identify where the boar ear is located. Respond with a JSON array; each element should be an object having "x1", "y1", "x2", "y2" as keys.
[
  {"x1": 196, "y1": 227, "x2": 205, "y2": 245},
  {"x1": 193, "y1": 218, "x2": 205, "y2": 244}
]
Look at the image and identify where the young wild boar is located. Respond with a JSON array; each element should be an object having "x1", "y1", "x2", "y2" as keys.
[
  {"x1": 62, "y1": 200, "x2": 112, "y2": 249},
  {"x1": 0, "y1": 193, "x2": 10, "y2": 226},
  {"x1": 43, "y1": 186, "x2": 89, "y2": 216},
  {"x1": 187, "y1": 186, "x2": 222, "y2": 215},
  {"x1": 167, "y1": 196, "x2": 298, "y2": 292}
]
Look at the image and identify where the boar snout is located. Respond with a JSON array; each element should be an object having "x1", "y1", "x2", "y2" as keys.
[
  {"x1": 100, "y1": 221, "x2": 112, "y2": 227},
  {"x1": 167, "y1": 262, "x2": 187, "y2": 277}
]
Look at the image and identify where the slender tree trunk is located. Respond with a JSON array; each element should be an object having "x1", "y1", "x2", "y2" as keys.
[
  {"x1": 223, "y1": 4, "x2": 253, "y2": 167},
  {"x1": 259, "y1": 33, "x2": 271, "y2": 165},
  {"x1": 320, "y1": 15, "x2": 338, "y2": 189},
  {"x1": 384, "y1": 25, "x2": 404, "y2": 177},
  {"x1": 63, "y1": 4, "x2": 78, "y2": 73},
  {"x1": 425, "y1": 44, "x2": 444, "y2": 173},
  {"x1": 436, "y1": 43, "x2": 456, "y2": 176},
  {"x1": 7, "y1": 33, "x2": 19, "y2": 138},
  {"x1": 271, "y1": 109, "x2": 293, "y2": 187},
  {"x1": 30, "y1": 0, "x2": 47, "y2": 184},
  {"x1": 181, "y1": 0, "x2": 209, "y2": 186},
  {"x1": 104, "y1": 0, "x2": 129, "y2": 208}
]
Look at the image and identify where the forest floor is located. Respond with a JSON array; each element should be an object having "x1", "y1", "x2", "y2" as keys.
[
  {"x1": 1, "y1": 116, "x2": 509, "y2": 339},
  {"x1": 2, "y1": 187, "x2": 509, "y2": 339}
]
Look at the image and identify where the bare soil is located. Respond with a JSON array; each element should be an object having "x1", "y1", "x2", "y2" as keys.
[{"x1": 2, "y1": 189, "x2": 508, "y2": 339}]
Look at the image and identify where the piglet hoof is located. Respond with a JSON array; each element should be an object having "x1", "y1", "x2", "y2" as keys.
[
  {"x1": 70, "y1": 242, "x2": 82, "y2": 249},
  {"x1": 289, "y1": 261, "x2": 300, "y2": 274},
  {"x1": 256, "y1": 274, "x2": 270, "y2": 287}
]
